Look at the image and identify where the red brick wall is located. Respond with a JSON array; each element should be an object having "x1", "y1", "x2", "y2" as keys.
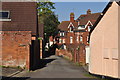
[
  {"x1": 79, "y1": 45, "x2": 86, "y2": 65},
  {"x1": 59, "y1": 31, "x2": 89, "y2": 46},
  {"x1": 56, "y1": 49, "x2": 73, "y2": 61},
  {"x1": 66, "y1": 32, "x2": 75, "y2": 45},
  {"x1": 1, "y1": 31, "x2": 31, "y2": 69},
  {"x1": 70, "y1": 45, "x2": 86, "y2": 65}
]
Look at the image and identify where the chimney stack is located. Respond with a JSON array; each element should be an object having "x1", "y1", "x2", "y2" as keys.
[
  {"x1": 87, "y1": 9, "x2": 91, "y2": 15},
  {"x1": 70, "y1": 12, "x2": 75, "y2": 22}
]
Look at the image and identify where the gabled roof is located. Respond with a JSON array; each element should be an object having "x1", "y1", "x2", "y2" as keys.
[
  {"x1": 90, "y1": 1, "x2": 120, "y2": 34},
  {"x1": 76, "y1": 13, "x2": 101, "y2": 26},
  {"x1": 58, "y1": 21, "x2": 78, "y2": 31}
]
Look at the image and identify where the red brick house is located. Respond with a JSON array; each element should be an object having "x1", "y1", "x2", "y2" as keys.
[
  {"x1": 0, "y1": 2, "x2": 43, "y2": 70},
  {"x1": 57, "y1": 9, "x2": 101, "y2": 64}
]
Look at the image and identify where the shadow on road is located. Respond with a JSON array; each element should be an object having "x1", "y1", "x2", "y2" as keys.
[
  {"x1": 1, "y1": 76, "x2": 30, "y2": 80},
  {"x1": 31, "y1": 51, "x2": 56, "y2": 71},
  {"x1": 31, "y1": 44, "x2": 58, "y2": 71},
  {"x1": 31, "y1": 58, "x2": 56, "y2": 71}
]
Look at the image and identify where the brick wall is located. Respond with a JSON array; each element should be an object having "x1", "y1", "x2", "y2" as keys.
[
  {"x1": 56, "y1": 49, "x2": 73, "y2": 61},
  {"x1": 1, "y1": 31, "x2": 31, "y2": 69}
]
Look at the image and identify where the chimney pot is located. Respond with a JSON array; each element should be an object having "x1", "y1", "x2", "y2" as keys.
[
  {"x1": 87, "y1": 9, "x2": 91, "y2": 15},
  {"x1": 70, "y1": 12, "x2": 75, "y2": 22}
]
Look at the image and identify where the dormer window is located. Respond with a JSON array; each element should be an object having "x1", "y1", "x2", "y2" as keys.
[
  {"x1": 78, "y1": 25, "x2": 85, "y2": 30},
  {"x1": 88, "y1": 26, "x2": 92, "y2": 32},
  {"x1": 70, "y1": 26, "x2": 73, "y2": 32}
]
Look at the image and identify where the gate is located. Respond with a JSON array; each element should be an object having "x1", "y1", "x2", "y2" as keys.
[{"x1": 30, "y1": 40, "x2": 40, "y2": 70}]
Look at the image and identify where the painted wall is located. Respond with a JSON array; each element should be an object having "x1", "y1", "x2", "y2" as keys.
[
  {"x1": 118, "y1": 5, "x2": 120, "y2": 78},
  {"x1": 90, "y1": 2, "x2": 119, "y2": 78}
]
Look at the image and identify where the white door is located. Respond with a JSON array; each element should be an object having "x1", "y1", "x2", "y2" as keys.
[{"x1": 85, "y1": 46, "x2": 90, "y2": 64}]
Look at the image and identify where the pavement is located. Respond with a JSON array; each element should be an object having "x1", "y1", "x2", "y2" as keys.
[{"x1": 1, "y1": 67, "x2": 23, "y2": 79}]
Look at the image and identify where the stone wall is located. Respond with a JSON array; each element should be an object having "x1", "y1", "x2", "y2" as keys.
[{"x1": 1, "y1": 31, "x2": 31, "y2": 69}]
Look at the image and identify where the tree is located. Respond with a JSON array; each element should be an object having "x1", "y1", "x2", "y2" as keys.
[{"x1": 37, "y1": 2, "x2": 60, "y2": 42}]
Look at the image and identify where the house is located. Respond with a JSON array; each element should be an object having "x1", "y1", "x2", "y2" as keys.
[
  {"x1": 89, "y1": 1, "x2": 120, "y2": 78},
  {"x1": 0, "y1": 2, "x2": 43, "y2": 70},
  {"x1": 58, "y1": 9, "x2": 101, "y2": 47},
  {"x1": 57, "y1": 10, "x2": 101, "y2": 64}
]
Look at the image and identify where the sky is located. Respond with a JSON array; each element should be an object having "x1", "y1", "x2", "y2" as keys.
[
  {"x1": 53, "y1": 2, "x2": 108, "y2": 22},
  {"x1": 50, "y1": 0, "x2": 109, "y2": 2}
]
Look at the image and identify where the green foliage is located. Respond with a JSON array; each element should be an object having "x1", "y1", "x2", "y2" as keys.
[
  {"x1": 37, "y1": 2, "x2": 60, "y2": 42},
  {"x1": 37, "y1": 2, "x2": 55, "y2": 16},
  {"x1": 38, "y1": 37, "x2": 43, "y2": 40}
]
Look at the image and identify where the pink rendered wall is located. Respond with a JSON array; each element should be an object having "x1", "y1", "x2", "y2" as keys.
[
  {"x1": 118, "y1": 5, "x2": 120, "y2": 78},
  {"x1": 90, "y1": 1, "x2": 119, "y2": 78}
]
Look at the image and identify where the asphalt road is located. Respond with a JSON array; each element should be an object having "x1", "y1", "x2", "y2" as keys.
[
  {"x1": 25, "y1": 55, "x2": 89, "y2": 78},
  {"x1": 5, "y1": 55, "x2": 99, "y2": 80}
]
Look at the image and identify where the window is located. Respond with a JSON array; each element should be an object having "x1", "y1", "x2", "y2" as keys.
[
  {"x1": 70, "y1": 26, "x2": 73, "y2": 32},
  {"x1": 104, "y1": 48, "x2": 109, "y2": 59},
  {"x1": 70, "y1": 37, "x2": 73, "y2": 44},
  {"x1": 59, "y1": 39, "x2": 62, "y2": 43},
  {"x1": 63, "y1": 45, "x2": 67, "y2": 49},
  {"x1": 112, "y1": 48, "x2": 118, "y2": 60},
  {"x1": 62, "y1": 32, "x2": 65, "y2": 36},
  {"x1": 76, "y1": 36, "x2": 79, "y2": 42},
  {"x1": 80, "y1": 36, "x2": 83, "y2": 42},
  {"x1": 60, "y1": 32, "x2": 65, "y2": 36},
  {"x1": 88, "y1": 26, "x2": 92, "y2": 32},
  {"x1": 0, "y1": 11, "x2": 11, "y2": 21},
  {"x1": 78, "y1": 25, "x2": 85, "y2": 30},
  {"x1": 60, "y1": 33, "x2": 62, "y2": 36},
  {"x1": 0, "y1": 11, "x2": 10, "y2": 19},
  {"x1": 63, "y1": 39, "x2": 65, "y2": 43},
  {"x1": 81, "y1": 25, "x2": 85, "y2": 28}
]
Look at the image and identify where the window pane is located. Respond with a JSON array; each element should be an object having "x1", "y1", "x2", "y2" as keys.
[
  {"x1": 80, "y1": 36, "x2": 83, "y2": 42},
  {"x1": 70, "y1": 37, "x2": 73, "y2": 43},
  {"x1": 0, "y1": 12, "x2": 9, "y2": 19}
]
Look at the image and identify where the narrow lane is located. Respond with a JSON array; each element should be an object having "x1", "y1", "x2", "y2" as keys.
[{"x1": 22, "y1": 55, "x2": 92, "y2": 78}]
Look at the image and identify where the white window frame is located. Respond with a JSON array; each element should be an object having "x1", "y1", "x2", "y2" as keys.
[
  {"x1": 76, "y1": 36, "x2": 79, "y2": 42},
  {"x1": 60, "y1": 32, "x2": 65, "y2": 36},
  {"x1": 88, "y1": 26, "x2": 91, "y2": 32},
  {"x1": 0, "y1": 11, "x2": 11, "y2": 21},
  {"x1": 69, "y1": 27, "x2": 73, "y2": 32},
  {"x1": 62, "y1": 32, "x2": 65, "y2": 36},
  {"x1": 85, "y1": 20, "x2": 93, "y2": 28},
  {"x1": 60, "y1": 33, "x2": 62, "y2": 36},
  {"x1": 80, "y1": 36, "x2": 83, "y2": 42},
  {"x1": 59, "y1": 39, "x2": 62, "y2": 43},
  {"x1": 63, "y1": 39, "x2": 65, "y2": 43},
  {"x1": 70, "y1": 37, "x2": 73, "y2": 44}
]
